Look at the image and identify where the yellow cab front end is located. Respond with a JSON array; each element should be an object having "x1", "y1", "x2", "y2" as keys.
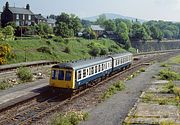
[{"x1": 49, "y1": 68, "x2": 75, "y2": 89}]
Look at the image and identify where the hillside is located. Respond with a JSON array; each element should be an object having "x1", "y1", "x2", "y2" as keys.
[
  {"x1": 83, "y1": 13, "x2": 146, "y2": 23},
  {"x1": 0, "y1": 38, "x2": 133, "y2": 64}
]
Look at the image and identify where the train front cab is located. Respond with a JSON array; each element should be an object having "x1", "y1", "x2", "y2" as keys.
[{"x1": 49, "y1": 68, "x2": 75, "y2": 90}]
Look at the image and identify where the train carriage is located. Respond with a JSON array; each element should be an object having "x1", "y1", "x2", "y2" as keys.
[
  {"x1": 49, "y1": 52, "x2": 133, "y2": 92},
  {"x1": 49, "y1": 56, "x2": 113, "y2": 90}
]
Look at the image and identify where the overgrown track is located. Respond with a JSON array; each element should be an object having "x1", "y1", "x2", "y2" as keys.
[
  {"x1": 0, "y1": 60, "x2": 58, "y2": 72},
  {"x1": 0, "y1": 51, "x2": 179, "y2": 125}
]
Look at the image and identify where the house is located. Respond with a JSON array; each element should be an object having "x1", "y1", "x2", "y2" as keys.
[
  {"x1": 104, "y1": 31, "x2": 120, "y2": 40},
  {"x1": 34, "y1": 14, "x2": 47, "y2": 24},
  {"x1": 90, "y1": 25, "x2": 105, "y2": 36},
  {"x1": 46, "y1": 18, "x2": 56, "y2": 27},
  {"x1": 1, "y1": 2, "x2": 35, "y2": 27}
]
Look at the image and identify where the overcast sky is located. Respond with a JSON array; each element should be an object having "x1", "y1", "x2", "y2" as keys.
[{"x1": 1, "y1": 0, "x2": 180, "y2": 21}]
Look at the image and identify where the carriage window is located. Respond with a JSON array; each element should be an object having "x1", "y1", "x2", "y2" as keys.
[
  {"x1": 78, "y1": 70, "x2": 81, "y2": 80},
  {"x1": 65, "y1": 71, "x2": 72, "y2": 81},
  {"x1": 95, "y1": 66, "x2": 98, "y2": 73},
  {"x1": 86, "y1": 69, "x2": 89, "y2": 76},
  {"x1": 58, "y1": 70, "x2": 64, "y2": 80},
  {"x1": 52, "y1": 70, "x2": 56, "y2": 80},
  {"x1": 109, "y1": 62, "x2": 112, "y2": 67},
  {"x1": 83, "y1": 69, "x2": 86, "y2": 78},
  {"x1": 92, "y1": 67, "x2": 94, "y2": 74},
  {"x1": 98, "y1": 65, "x2": 101, "y2": 72}
]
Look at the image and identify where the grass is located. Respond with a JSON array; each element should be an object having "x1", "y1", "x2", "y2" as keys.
[
  {"x1": 102, "y1": 81, "x2": 125, "y2": 100},
  {"x1": 167, "y1": 55, "x2": 180, "y2": 64},
  {"x1": 0, "y1": 81, "x2": 13, "y2": 90},
  {"x1": 0, "y1": 38, "x2": 127, "y2": 64},
  {"x1": 50, "y1": 111, "x2": 89, "y2": 125}
]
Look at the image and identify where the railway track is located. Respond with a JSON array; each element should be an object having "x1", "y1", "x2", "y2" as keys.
[
  {"x1": 0, "y1": 49, "x2": 179, "y2": 73},
  {"x1": 0, "y1": 51, "x2": 178, "y2": 125}
]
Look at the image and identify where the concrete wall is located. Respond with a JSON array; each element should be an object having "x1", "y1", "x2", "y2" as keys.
[{"x1": 131, "y1": 40, "x2": 180, "y2": 52}]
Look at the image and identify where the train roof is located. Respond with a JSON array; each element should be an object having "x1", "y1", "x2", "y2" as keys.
[
  {"x1": 52, "y1": 52, "x2": 132, "y2": 70},
  {"x1": 111, "y1": 52, "x2": 132, "y2": 59}
]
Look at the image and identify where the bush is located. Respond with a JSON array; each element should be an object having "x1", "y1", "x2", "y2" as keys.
[
  {"x1": 37, "y1": 46, "x2": 52, "y2": 54},
  {"x1": 159, "y1": 69, "x2": 180, "y2": 81},
  {"x1": 17, "y1": 67, "x2": 33, "y2": 82}
]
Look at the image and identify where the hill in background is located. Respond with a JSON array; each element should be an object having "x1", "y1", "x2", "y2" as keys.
[{"x1": 83, "y1": 13, "x2": 146, "y2": 23}]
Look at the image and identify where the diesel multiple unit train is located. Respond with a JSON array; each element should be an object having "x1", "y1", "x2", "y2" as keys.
[{"x1": 49, "y1": 52, "x2": 133, "y2": 92}]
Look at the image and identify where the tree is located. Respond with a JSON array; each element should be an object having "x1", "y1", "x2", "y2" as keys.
[
  {"x1": 116, "y1": 21, "x2": 129, "y2": 42},
  {"x1": 129, "y1": 23, "x2": 150, "y2": 40},
  {"x1": 55, "y1": 12, "x2": 82, "y2": 37},
  {"x1": 36, "y1": 22, "x2": 53, "y2": 35},
  {"x1": 83, "y1": 27, "x2": 97, "y2": 39},
  {"x1": 103, "y1": 19, "x2": 116, "y2": 31},
  {"x1": 149, "y1": 25, "x2": 163, "y2": 40},
  {"x1": 96, "y1": 14, "x2": 107, "y2": 25},
  {"x1": 116, "y1": 21, "x2": 131, "y2": 49},
  {"x1": 54, "y1": 22, "x2": 74, "y2": 38}
]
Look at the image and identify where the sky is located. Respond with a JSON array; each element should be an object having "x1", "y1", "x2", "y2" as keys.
[{"x1": 1, "y1": 0, "x2": 180, "y2": 21}]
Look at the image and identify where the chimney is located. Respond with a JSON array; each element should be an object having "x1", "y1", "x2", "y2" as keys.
[
  {"x1": 5, "y1": 2, "x2": 9, "y2": 9},
  {"x1": 26, "y1": 4, "x2": 30, "y2": 10}
]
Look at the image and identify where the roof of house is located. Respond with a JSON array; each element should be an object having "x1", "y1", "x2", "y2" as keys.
[
  {"x1": 8, "y1": 7, "x2": 34, "y2": 15},
  {"x1": 35, "y1": 14, "x2": 46, "y2": 20},
  {"x1": 47, "y1": 18, "x2": 56, "y2": 24},
  {"x1": 91, "y1": 25, "x2": 105, "y2": 31}
]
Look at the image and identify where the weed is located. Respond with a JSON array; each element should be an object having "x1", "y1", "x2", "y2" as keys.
[
  {"x1": 160, "y1": 63, "x2": 169, "y2": 67},
  {"x1": 17, "y1": 67, "x2": 33, "y2": 82},
  {"x1": 159, "y1": 69, "x2": 180, "y2": 81},
  {"x1": 0, "y1": 81, "x2": 12, "y2": 90},
  {"x1": 140, "y1": 68, "x2": 145, "y2": 72},
  {"x1": 50, "y1": 111, "x2": 89, "y2": 125},
  {"x1": 102, "y1": 81, "x2": 125, "y2": 100},
  {"x1": 163, "y1": 81, "x2": 175, "y2": 93}
]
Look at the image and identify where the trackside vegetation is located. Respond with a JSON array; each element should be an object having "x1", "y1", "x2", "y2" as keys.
[
  {"x1": 102, "y1": 81, "x2": 125, "y2": 100},
  {"x1": 159, "y1": 69, "x2": 180, "y2": 81},
  {"x1": 50, "y1": 111, "x2": 89, "y2": 125},
  {"x1": 0, "y1": 38, "x2": 131, "y2": 64},
  {"x1": 17, "y1": 67, "x2": 33, "y2": 82}
]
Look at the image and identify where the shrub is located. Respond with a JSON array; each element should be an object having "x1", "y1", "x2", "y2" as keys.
[
  {"x1": 159, "y1": 69, "x2": 180, "y2": 80},
  {"x1": 17, "y1": 67, "x2": 33, "y2": 82},
  {"x1": 37, "y1": 46, "x2": 52, "y2": 54},
  {"x1": 0, "y1": 44, "x2": 11, "y2": 65}
]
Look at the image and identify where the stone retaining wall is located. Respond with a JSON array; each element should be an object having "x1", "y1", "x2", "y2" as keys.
[{"x1": 131, "y1": 40, "x2": 180, "y2": 52}]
